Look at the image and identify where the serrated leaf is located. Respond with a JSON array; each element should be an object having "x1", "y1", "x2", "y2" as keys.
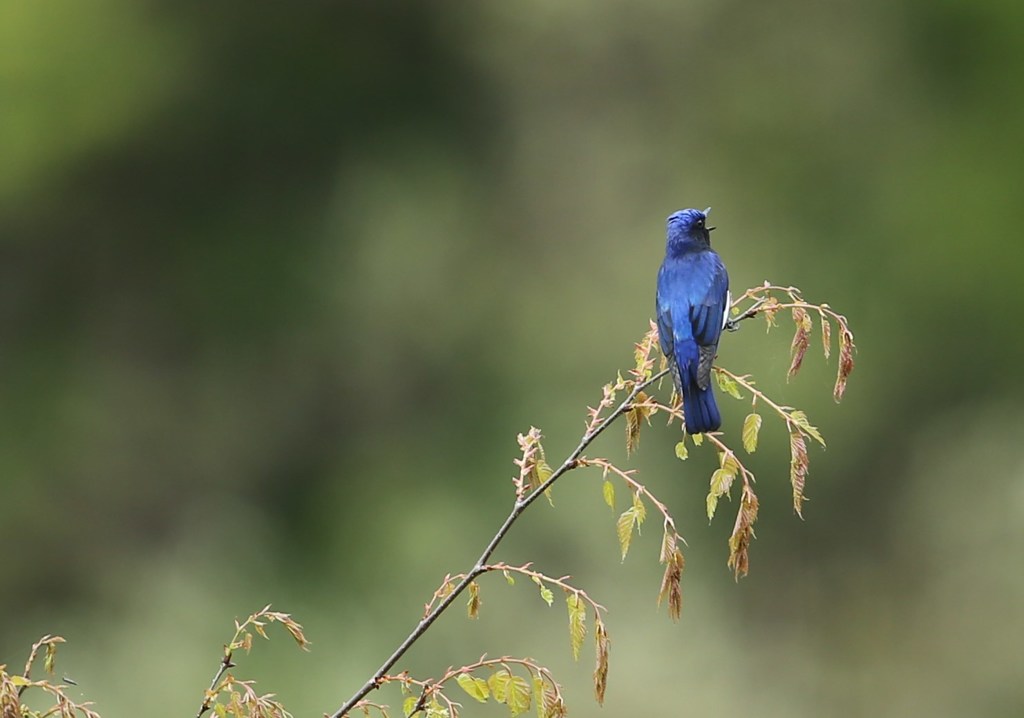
[
  {"x1": 531, "y1": 575, "x2": 554, "y2": 606},
  {"x1": 625, "y1": 407, "x2": 640, "y2": 456},
  {"x1": 790, "y1": 431, "x2": 809, "y2": 518},
  {"x1": 616, "y1": 507, "x2": 636, "y2": 561},
  {"x1": 820, "y1": 314, "x2": 832, "y2": 359},
  {"x1": 533, "y1": 676, "x2": 545, "y2": 718},
  {"x1": 706, "y1": 467, "x2": 735, "y2": 521},
  {"x1": 602, "y1": 479, "x2": 615, "y2": 509},
  {"x1": 674, "y1": 440, "x2": 688, "y2": 461},
  {"x1": 426, "y1": 698, "x2": 449, "y2": 718},
  {"x1": 728, "y1": 486, "x2": 760, "y2": 580},
  {"x1": 593, "y1": 618, "x2": 610, "y2": 705},
  {"x1": 657, "y1": 547, "x2": 685, "y2": 621},
  {"x1": 505, "y1": 675, "x2": 532, "y2": 717},
  {"x1": 788, "y1": 306, "x2": 812, "y2": 380},
  {"x1": 403, "y1": 696, "x2": 419, "y2": 717},
  {"x1": 539, "y1": 584, "x2": 554, "y2": 606},
  {"x1": 566, "y1": 592, "x2": 587, "y2": 660},
  {"x1": 467, "y1": 581, "x2": 481, "y2": 619},
  {"x1": 714, "y1": 370, "x2": 743, "y2": 400},
  {"x1": 835, "y1": 326, "x2": 855, "y2": 401},
  {"x1": 789, "y1": 410, "x2": 826, "y2": 447},
  {"x1": 488, "y1": 671, "x2": 511, "y2": 703},
  {"x1": 659, "y1": 526, "x2": 676, "y2": 564},
  {"x1": 741, "y1": 413, "x2": 762, "y2": 454},
  {"x1": 456, "y1": 673, "x2": 489, "y2": 703},
  {"x1": 719, "y1": 450, "x2": 740, "y2": 478},
  {"x1": 44, "y1": 642, "x2": 58, "y2": 675},
  {"x1": 631, "y1": 491, "x2": 647, "y2": 526},
  {"x1": 691, "y1": 432, "x2": 704, "y2": 446},
  {"x1": 705, "y1": 489, "x2": 719, "y2": 522}
]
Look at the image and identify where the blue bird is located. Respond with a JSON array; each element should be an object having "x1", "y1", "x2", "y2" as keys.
[{"x1": 656, "y1": 208, "x2": 730, "y2": 434}]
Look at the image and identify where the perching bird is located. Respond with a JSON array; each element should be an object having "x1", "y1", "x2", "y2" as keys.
[{"x1": 656, "y1": 208, "x2": 730, "y2": 434}]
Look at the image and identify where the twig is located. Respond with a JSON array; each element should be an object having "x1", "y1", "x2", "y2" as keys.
[
  {"x1": 327, "y1": 368, "x2": 669, "y2": 718},
  {"x1": 195, "y1": 651, "x2": 236, "y2": 718}
]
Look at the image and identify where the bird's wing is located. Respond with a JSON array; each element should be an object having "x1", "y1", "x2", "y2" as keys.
[
  {"x1": 655, "y1": 266, "x2": 675, "y2": 359},
  {"x1": 688, "y1": 259, "x2": 729, "y2": 390}
]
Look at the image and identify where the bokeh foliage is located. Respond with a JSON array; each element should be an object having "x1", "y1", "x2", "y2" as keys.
[{"x1": 2, "y1": 1, "x2": 1022, "y2": 716}]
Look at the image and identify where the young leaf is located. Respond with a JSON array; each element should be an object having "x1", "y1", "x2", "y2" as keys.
[
  {"x1": 788, "y1": 306, "x2": 812, "y2": 380},
  {"x1": 488, "y1": 671, "x2": 512, "y2": 704},
  {"x1": 503, "y1": 570, "x2": 516, "y2": 586},
  {"x1": 790, "y1": 431, "x2": 809, "y2": 518},
  {"x1": 593, "y1": 618, "x2": 610, "y2": 705},
  {"x1": 789, "y1": 409, "x2": 826, "y2": 447},
  {"x1": 835, "y1": 325, "x2": 855, "y2": 401},
  {"x1": 625, "y1": 406, "x2": 641, "y2": 456},
  {"x1": 659, "y1": 525, "x2": 676, "y2": 565},
  {"x1": 467, "y1": 581, "x2": 481, "y2": 619},
  {"x1": 714, "y1": 370, "x2": 743, "y2": 400},
  {"x1": 532, "y1": 676, "x2": 545, "y2": 718},
  {"x1": 727, "y1": 486, "x2": 759, "y2": 580},
  {"x1": 631, "y1": 491, "x2": 647, "y2": 527},
  {"x1": 456, "y1": 674, "x2": 489, "y2": 703},
  {"x1": 403, "y1": 696, "x2": 419, "y2": 718},
  {"x1": 741, "y1": 413, "x2": 762, "y2": 454},
  {"x1": 566, "y1": 592, "x2": 587, "y2": 661},
  {"x1": 657, "y1": 547, "x2": 685, "y2": 621},
  {"x1": 616, "y1": 507, "x2": 637, "y2": 560},
  {"x1": 531, "y1": 576, "x2": 554, "y2": 607},
  {"x1": 706, "y1": 467, "x2": 735, "y2": 521},
  {"x1": 691, "y1": 432, "x2": 704, "y2": 446},
  {"x1": 820, "y1": 313, "x2": 832, "y2": 360},
  {"x1": 674, "y1": 440, "x2": 688, "y2": 461},
  {"x1": 602, "y1": 479, "x2": 615, "y2": 509},
  {"x1": 505, "y1": 675, "x2": 532, "y2": 717},
  {"x1": 426, "y1": 697, "x2": 448, "y2": 718}
]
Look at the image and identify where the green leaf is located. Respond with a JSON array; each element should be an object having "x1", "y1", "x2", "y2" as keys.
[
  {"x1": 719, "y1": 450, "x2": 740, "y2": 479},
  {"x1": 691, "y1": 432, "x2": 704, "y2": 446},
  {"x1": 426, "y1": 698, "x2": 449, "y2": 718},
  {"x1": 706, "y1": 468, "x2": 735, "y2": 521},
  {"x1": 741, "y1": 413, "x2": 762, "y2": 454},
  {"x1": 789, "y1": 410, "x2": 826, "y2": 447},
  {"x1": 567, "y1": 592, "x2": 587, "y2": 660},
  {"x1": 594, "y1": 618, "x2": 610, "y2": 705},
  {"x1": 533, "y1": 676, "x2": 546, "y2": 718},
  {"x1": 505, "y1": 675, "x2": 532, "y2": 717},
  {"x1": 467, "y1": 581, "x2": 481, "y2": 619},
  {"x1": 532, "y1": 575, "x2": 554, "y2": 606},
  {"x1": 488, "y1": 671, "x2": 512, "y2": 703},
  {"x1": 503, "y1": 569, "x2": 515, "y2": 586},
  {"x1": 403, "y1": 695, "x2": 419, "y2": 717},
  {"x1": 674, "y1": 440, "x2": 688, "y2": 461},
  {"x1": 820, "y1": 314, "x2": 832, "y2": 359},
  {"x1": 602, "y1": 479, "x2": 615, "y2": 509},
  {"x1": 456, "y1": 673, "x2": 490, "y2": 703},
  {"x1": 714, "y1": 370, "x2": 743, "y2": 400},
  {"x1": 616, "y1": 507, "x2": 637, "y2": 561},
  {"x1": 631, "y1": 491, "x2": 647, "y2": 526}
]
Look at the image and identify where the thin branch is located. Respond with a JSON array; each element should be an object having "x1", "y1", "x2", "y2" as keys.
[
  {"x1": 195, "y1": 651, "x2": 236, "y2": 718},
  {"x1": 327, "y1": 368, "x2": 669, "y2": 718}
]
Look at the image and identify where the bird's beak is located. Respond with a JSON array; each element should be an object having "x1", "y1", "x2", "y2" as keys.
[
  {"x1": 703, "y1": 207, "x2": 712, "y2": 216},
  {"x1": 708, "y1": 226, "x2": 716, "y2": 231}
]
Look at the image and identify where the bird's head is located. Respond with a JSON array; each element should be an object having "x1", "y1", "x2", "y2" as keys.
[{"x1": 666, "y1": 207, "x2": 714, "y2": 253}]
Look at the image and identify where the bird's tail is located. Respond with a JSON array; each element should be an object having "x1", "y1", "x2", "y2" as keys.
[{"x1": 683, "y1": 382, "x2": 721, "y2": 435}]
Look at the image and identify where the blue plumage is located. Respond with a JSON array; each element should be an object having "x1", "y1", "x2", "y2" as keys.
[{"x1": 656, "y1": 208, "x2": 730, "y2": 434}]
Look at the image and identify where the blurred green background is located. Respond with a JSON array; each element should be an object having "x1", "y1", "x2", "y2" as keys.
[{"x1": 3, "y1": 1, "x2": 1023, "y2": 716}]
